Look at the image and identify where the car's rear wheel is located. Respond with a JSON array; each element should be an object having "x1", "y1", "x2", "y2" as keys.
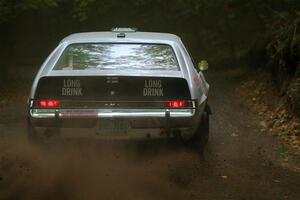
[
  {"x1": 27, "y1": 118, "x2": 60, "y2": 145},
  {"x1": 27, "y1": 117, "x2": 40, "y2": 144},
  {"x1": 185, "y1": 109, "x2": 209, "y2": 151}
]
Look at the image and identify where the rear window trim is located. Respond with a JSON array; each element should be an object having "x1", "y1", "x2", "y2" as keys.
[{"x1": 51, "y1": 42, "x2": 181, "y2": 72}]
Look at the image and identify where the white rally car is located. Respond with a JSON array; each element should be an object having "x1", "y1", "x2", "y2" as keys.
[{"x1": 27, "y1": 28, "x2": 210, "y2": 147}]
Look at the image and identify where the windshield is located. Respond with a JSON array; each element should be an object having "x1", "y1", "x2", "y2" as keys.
[{"x1": 53, "y1": 43, "x2": 179, "y2": 71}]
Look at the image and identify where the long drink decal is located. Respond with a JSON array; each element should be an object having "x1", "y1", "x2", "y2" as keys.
[
  {"x1": 62, "y1": 79, "x2": 83, "y2": 96},
  {"x1": 143, "y1": 80, "x2": 164, "y2": 97}
]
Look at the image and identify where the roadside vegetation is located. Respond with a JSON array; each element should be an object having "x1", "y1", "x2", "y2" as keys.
[{"x1": 238, "y1": 3, "x2": 300, "y2": 153}]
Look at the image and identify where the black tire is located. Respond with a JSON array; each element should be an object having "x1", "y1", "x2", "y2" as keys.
[
  {"x1": 27, "y1": 117, "x2": 40, "y2": 144},
  {"x1": 27, "y1": 118, "x2": 61, "y2": 146},
  {"x1": 185, "y1": 111, "x2": 209, "y2": 150}
]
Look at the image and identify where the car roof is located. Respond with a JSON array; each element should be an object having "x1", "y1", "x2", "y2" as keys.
[{"x1": 60, "y1": 31, "x2": 182, "y2": 44}]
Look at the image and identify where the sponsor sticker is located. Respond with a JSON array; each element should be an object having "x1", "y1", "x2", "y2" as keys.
[
  {"x1": 62, "y1": 79, "x2": 83, "y2": 96},
  {"x1": 143, "y1": 80, "x2": 164, "y2": 97}
]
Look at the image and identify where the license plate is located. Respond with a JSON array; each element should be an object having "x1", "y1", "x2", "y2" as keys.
[{"x1": 97, "y1": 119, "x2": 130, "y2": 135}]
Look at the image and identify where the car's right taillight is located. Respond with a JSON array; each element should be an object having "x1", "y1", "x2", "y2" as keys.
[{"x1": 166, "y1": 101, "x2": 188, "y2": 108}]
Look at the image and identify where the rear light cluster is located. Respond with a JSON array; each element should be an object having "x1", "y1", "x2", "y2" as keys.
[
  {"x1": 32, "y1": 100, "x2": 191, "y2": 108},
  {"x1": 166, "y1": 101, "x2": 187, "y2": 108},
  {"x1": 38, "y1": 100, "x2": 60, "y2": 108}
]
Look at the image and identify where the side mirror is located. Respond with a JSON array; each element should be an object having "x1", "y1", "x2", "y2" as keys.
[{"x1": 198, "y1": 60, "x2": 209, "y2": 71}]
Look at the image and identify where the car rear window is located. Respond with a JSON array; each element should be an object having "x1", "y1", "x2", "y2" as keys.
[{"x1": 53, "y1": 43, "x2": 179, "y2": 71}]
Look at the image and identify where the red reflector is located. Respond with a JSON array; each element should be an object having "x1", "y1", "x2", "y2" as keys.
[
  {"x1": 38, "y1": 100, "x2": 60, "y2": 108},
  {"x1": 166, "y1": 101, "x2": 187, "y2": 108}
]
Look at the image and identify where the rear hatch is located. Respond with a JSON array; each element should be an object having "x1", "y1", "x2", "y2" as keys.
[{"x1": 32, "y1": 76, "x2": 194, "y2": 109}]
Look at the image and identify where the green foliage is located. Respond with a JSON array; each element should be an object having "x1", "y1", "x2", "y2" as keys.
[
  {"x1": 21, "y1": 0, "x2": 59, "y2": 9},
  {"x1": 261, "y1": 7, "x2": 300, "y2": 116},
  {"x1": 0, "y1": 0, "x2": 60, "y2": 23},
  {"x1": 0, "y1": 0, "x2": 299, "y2": 72},
  {"x1": 279, "y1": 143, "x2": 288, "y2": 159},
  {"x1": 71, "y1": 0, "x2": 95, "y2": 21}
]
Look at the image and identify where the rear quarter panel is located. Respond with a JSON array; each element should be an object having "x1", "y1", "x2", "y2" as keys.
[{"x1": 176, "y1": 41, "x2": 209, "y2": 106}]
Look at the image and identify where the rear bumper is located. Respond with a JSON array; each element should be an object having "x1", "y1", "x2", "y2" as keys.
[
  {"x1": 30, "y1": 108, "x2": 198, "y2": 127},
  {"x1": 29, "y1": 108, "x2": 202, "y2": 138}
]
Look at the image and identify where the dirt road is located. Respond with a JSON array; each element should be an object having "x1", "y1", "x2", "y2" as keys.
[{"x1": 0, "y1": 69, "x2": 299, "y2": 200}]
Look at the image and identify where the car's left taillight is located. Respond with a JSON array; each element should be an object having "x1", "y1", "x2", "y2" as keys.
[{"x1": 37, "y1": 100, "x2": 61, "y2": 108}]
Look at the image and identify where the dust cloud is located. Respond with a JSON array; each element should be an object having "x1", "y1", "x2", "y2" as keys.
[{"x1": 0, "y1": 133, "x2": 203, "y2": 200}]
